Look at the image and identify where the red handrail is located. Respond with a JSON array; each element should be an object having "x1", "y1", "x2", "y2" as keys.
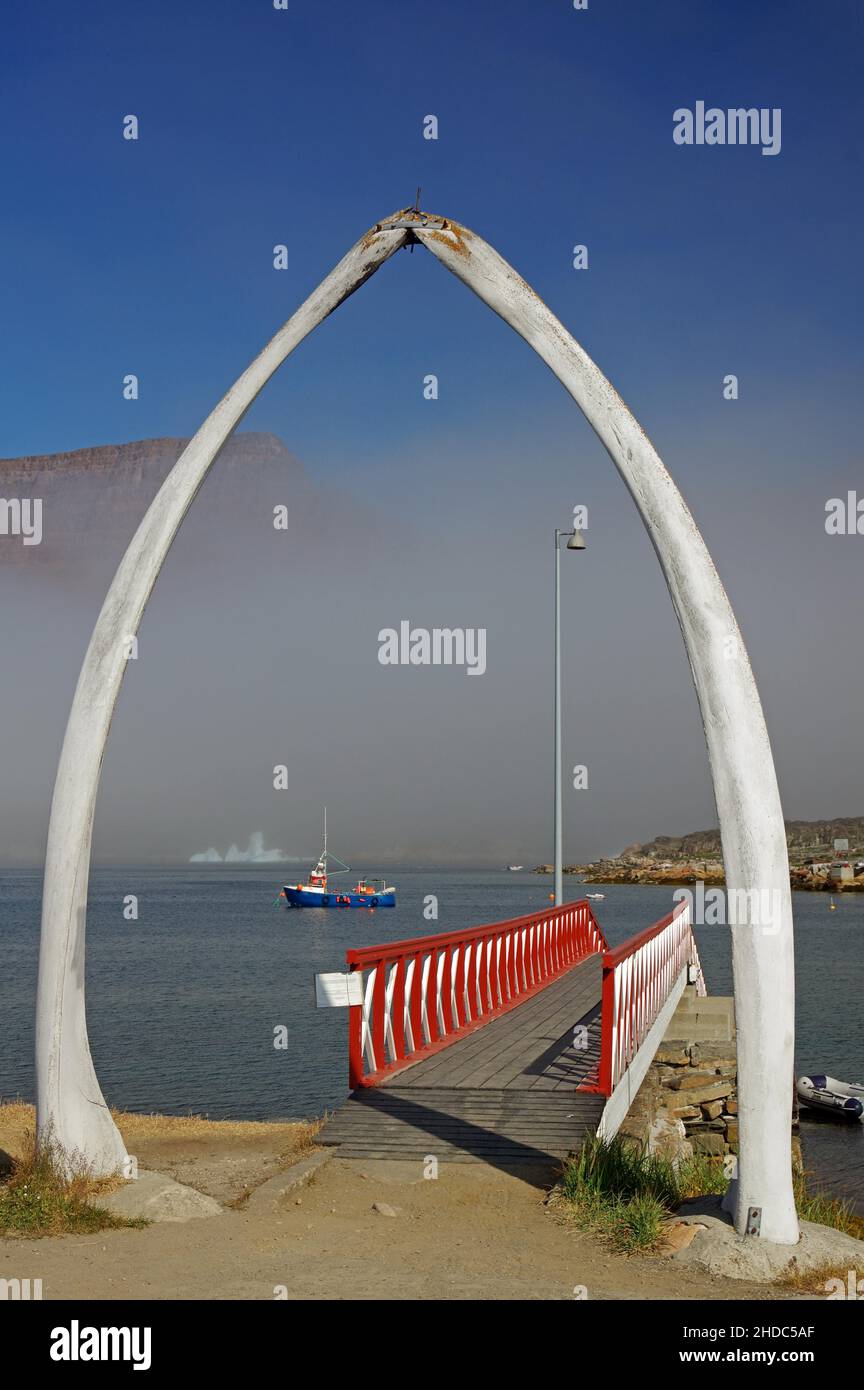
[
  {"x1": 346, "y1": 900, "x2": 607, "y2": 1088},
  {"x1": 590, "y1": 899, "x2": 705, "y2": 1096}
]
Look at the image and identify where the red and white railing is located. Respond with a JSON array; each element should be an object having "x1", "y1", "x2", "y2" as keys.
[
  {"x1": 591, "y1": 898, "x2": 706, "y2": 1098},
  {"x1": 346, "y1": 901, "x2": 607, "y2": 1088}
]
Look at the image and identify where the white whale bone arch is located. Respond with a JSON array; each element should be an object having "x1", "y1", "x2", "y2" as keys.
[{"x1": 36, "y1": 208, "x2": 797, "y2": 1243}]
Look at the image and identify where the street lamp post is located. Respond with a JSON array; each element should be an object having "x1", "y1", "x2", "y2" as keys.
[{"x1": 554, "y1": 526, "x2": 585, "y2": 906}]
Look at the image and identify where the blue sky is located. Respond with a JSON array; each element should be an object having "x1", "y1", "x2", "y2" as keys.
[
  {"x1": 1, "y1": 1, "x2": 862, "y2": 863},
  {"x1": 2, "y1": 0, "x2": 861, "y2": 477}
]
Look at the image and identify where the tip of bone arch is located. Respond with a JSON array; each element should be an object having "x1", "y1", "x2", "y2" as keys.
[
  {"x1": 372, "y1": 208, "x2": 465, "y2": 234},
  {"x1": 361, "y1": 210, "x2": 468, "y2": 258}
]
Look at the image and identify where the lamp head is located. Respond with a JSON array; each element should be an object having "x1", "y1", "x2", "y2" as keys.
[{"x1": 566, "y1": 529, "x2": 586, "y2": 550}]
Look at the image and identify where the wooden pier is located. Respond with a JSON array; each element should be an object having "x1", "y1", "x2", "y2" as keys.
[
  {"x1": 318, "y1": 898, "x2": 704, "y2": 1170},
  {"x1": 319, "y1": 955, "x2": 603, "y2": 1166}
]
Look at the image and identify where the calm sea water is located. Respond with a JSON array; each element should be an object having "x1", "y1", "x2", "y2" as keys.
[{"x1": 1, "y1": 868, "x2": 861, "y2": 1209}]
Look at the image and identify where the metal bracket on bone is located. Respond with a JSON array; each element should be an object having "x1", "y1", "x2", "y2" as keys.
[
  {"x1": 383, "y1": 216, "x2": 449, "y2": 229},
  {"x1": 377, "y1": 216, "x2": 450, "y2": 252},
  {"x1": 378, "y1": 216, "x2": 450, "y2": 246}
]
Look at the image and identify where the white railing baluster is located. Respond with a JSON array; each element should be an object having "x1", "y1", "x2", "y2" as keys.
[
  {"x1": 403, "y1": 956, "x2": 416, "y2": 1053},
  {"x1": 362, "y1": 967, "x2": 378, "y2": 1074},
  {"x1": 383, "y1": 961, "x2": 397, "y2": 1063},
  {"x1": 420, "y1": 953, "x2": 432, "y2": 1045}
]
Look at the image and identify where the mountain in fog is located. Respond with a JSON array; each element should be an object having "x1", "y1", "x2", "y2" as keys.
[{"x1": 0, "y1": 433, "x2": 310, "y2": 579}]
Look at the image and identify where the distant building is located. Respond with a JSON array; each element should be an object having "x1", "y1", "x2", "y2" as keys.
[{"x1": 830, "y1": 861, "x2": 854, "y2": 883}]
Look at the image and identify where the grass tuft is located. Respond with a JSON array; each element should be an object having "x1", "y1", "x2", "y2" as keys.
[
  {"x1": 561, "y1": 1132, "x2": 679, "y2": 1208},
  {"x1": 557, "y1": 1135, "x2": 864, "y2": 1256},
  {"x1": 793, "y1": 1171, "x2": 864, "y2": 1241},
  {"x1": 0, "y1": 1129, "x2": 146, "y2": 1239},
  {"x1": 557, "y1": 1136, "x2": 680, "y2": 1252}
]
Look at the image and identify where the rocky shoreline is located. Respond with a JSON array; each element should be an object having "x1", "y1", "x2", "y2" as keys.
[
  {"x1": 533, "y1": 861, "x2": 864, "y2": 892},
  {"x1": 533, "y1": 817, "x2": 864, "y2": 892}
]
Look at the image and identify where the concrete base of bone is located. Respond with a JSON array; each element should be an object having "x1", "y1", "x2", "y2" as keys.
[
  {"x1": 96, "y1": 1170, "x2": 223, "y2": 1223},
  {"x1": 670, "y1": 1195, "x2": 864, "y2": 1282}
]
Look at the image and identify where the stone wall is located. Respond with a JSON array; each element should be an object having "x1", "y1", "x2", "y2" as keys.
[
  {"x1": 616, "y1": 986, "x2": 803, "y2": 1172},
  {"x1": 652, "y1": 1038, "x2": 738, "y2": 1157},
  {"x1": 618, "y1": 987, "x2": 738, "y2": 1164}
]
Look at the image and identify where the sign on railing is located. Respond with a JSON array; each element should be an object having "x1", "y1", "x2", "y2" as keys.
[{"x1": 346, "y1": 901, "x2": 607, "y2": 1088}]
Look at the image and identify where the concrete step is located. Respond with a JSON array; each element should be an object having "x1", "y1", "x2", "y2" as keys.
[
  {"x1": 673, "y1": 1019, "x2": 734, "y2": 1041},
  {"x1": 666, "y1": 993, "x2": 735, "y2": 1043},
  {"x1": 675, "y1": 996, "x2": 735, "y2": 1016}
]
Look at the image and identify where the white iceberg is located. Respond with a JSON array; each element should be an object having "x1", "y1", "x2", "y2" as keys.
[{"x1": 190, "y1": 831, "x2": 290, "y2": 864}]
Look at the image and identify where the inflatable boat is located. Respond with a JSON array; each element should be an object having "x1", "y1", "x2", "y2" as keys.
[{"x1": 796, "y1": 1074, "x2": 864, "y2": 1121}]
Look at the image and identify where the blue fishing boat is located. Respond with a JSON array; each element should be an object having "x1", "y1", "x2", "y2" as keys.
[{"x1": 279, "y1": 811, "x2": 396, "y2": 909}]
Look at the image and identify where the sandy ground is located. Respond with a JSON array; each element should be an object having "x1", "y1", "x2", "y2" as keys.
[
  {"x1": 0, "y1": 1106, "x2": 796, "y2": 1301},
  {"x1": 0, "y1": 1104, "x2": 319, "y2": 1205}
]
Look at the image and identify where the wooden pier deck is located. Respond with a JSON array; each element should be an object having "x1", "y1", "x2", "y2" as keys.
[{"x1": 318, "y1": 954, "x2": 604, "y2": 1167}]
